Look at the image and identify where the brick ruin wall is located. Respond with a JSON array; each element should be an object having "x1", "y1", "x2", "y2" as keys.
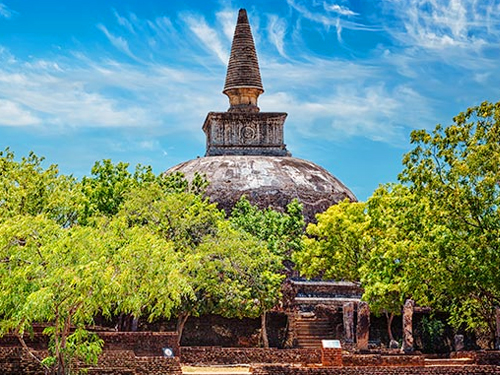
[
  {"x1": 252, "y1": 365, "x2": 500, "y2": 375},
  {"x1": 4, "y1": 343, "x2": 500, "y2": 374},
  {"x1": 181, "y1": 347, "x2": 322, "y2": 365},
  {"x1": 0, "y1": 332, "x2": 181, "y2": 375}
]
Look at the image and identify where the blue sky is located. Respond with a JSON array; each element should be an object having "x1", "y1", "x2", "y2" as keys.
[{"x1": 0, "y1": 0, "x2": 499, "y2": 201}]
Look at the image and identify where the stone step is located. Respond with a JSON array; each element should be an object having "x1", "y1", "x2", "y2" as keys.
[
  {"x1": 296, "y1": 327, "x2": 332, "y2": 332},
  {"x1": 295, "y1": 327, "x2": 334, "y2": 332},
  {"x1": 295, "y1": 322, "x2": 330, "y2": 327},
  {"x1": 182, "y1": 366, "x2": 250, "y2": 375},
  {"x1": 424, "y1": 358, "x2": 475, "y2": 366},
  {"x1": 296, "y1": 334, "x2": 334, "y2": 338},
  {"x1": 295, "y1": 320, "x2": 331, "y2": 325},
  {"x1": 295, "y1": 316, "x2": 334, "y2": 349},
  {"x1": 296, "y1": 342, "x2": 324, "y2": 349},
  {"x1": 295, "y1": 324, "x2": 332, "y2": 329},
  {"x1": 295, "y1": 314, "x2": 334, "y2": 350}
]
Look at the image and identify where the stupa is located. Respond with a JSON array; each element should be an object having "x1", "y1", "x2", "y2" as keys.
[{"x1": 167, "y1": 9, "x2": 356, "y2": 221}]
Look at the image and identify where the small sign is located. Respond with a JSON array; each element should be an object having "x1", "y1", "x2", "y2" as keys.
[
  {"x1": 162, "y1": 347, "x2": 174, "y2": 357},
  {"x1": 322, "y1": 340, "x2": 341, "y2": 349}
]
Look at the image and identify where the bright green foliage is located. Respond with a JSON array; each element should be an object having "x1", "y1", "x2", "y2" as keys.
[
  {"x1": 80, "y1": 159, "x2": 140, "y2": 220},
  {"x1": 105, "y1": 218, "x2": 192, "y2": 321},
  {"x1": 80, "y1": 159, "x2": 208, "y2": 223},
  {"x1": 0, "y1": 150, "x2": 302, "y2": 358},
  {"x1": 0, "y1": 149, "x2": 82, "y2": 227},
  {"x1": 360, "y1": 184, "x2": 417, "y2": 317},
  {"x1": 294, "y1": 186, "x2": 421, "y2": 340},
  {"x1": 294, "y1": 101, "x2": 500, "y2": 344},
  {"x1": 116, "y1": 185, "x2": 285, "y2": 346},
  {"x1": 185, "y1": 221, "x2": 284, "y2": 347},
  {"x1": 358, "y1": 184, "x2": 429, "y2": 343},
  {"x1": 295, "y1": 199, "x2": 370, "y2": 281},
  {"x1": 400, "y1": 100, "x2": 500, "y2": 339},
  {"x1": 187, "y1": 221, "x2": 284, "y2": 319},
  {"x1": 0, "y1": 215, "x2": 110, "y2": 374},
  {"x1": 118, "y1": 182, "x2": 223, "y2": 250},
  {"x1": 229, "y1": 196, "x2": 305, "y2": 258}
]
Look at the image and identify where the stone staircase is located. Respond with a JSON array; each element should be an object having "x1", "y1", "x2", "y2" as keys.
[{"x1": 295, "y1": 312, "x2": 334, "y2": 349}]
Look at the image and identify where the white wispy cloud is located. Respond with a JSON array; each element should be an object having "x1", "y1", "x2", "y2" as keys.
[
  {"x1": 262, "y1": 82, "x2": 431, "y2": 146},
  {"x1": 286, "y1": 0, "x2": 379, "y2": 32},
  {"x1": 0, "y1": 3, "x2": 15, "y2": 19},
  {"x1": 324, "y1": 3, "x2": 358, "y2": 17},
  {"x1": 184, "y1": 15, "x2": 229, "y2": 64},
  {"x1": 216, "y1": 10, "x2": 238, "y2": 41},
  {"x1": 97, "y1": 24, "x2": 137, "y2": 60},
  {"x1": 384, "y1": 0, "x2": 500, "y2": 50},
  {"x1": 0, "y1": 99, "x2": 40, "y2": 126},
  {"x1": 113, "y1": 8, "x2": 136, "y2": 34},
  {"x1": 267, "y1": 15, "x2": 288, "y2": 57},
  {"x1": 1, "y1": 1, "x2": 497, "y2": 152}
]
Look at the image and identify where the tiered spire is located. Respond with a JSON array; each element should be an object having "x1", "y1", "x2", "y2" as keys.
[{"x1": 223, "y1": 9, "x2": 264, "y2": 113}]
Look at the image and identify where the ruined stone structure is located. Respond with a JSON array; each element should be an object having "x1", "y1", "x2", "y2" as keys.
[
  {"x1": 167, "y1": 8, "x2": 356, "y2": 222},
  {"x1": 402, "y1": 299, "x2": 415, "y2": 353}
]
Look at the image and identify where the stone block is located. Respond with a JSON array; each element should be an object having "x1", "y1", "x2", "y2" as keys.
[{"x1": 356, "y1": 302, "x2": 370, "y2": 351}]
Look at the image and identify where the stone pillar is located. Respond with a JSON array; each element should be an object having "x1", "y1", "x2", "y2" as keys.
[
  {"x1": 402, "y1": 299, "x2": 415, "y2": 353},
  {"x1": 356, "y1": 302, "x2": 370, "y2": 351},
  {"x1": 454, "y1": 334, "x2": 465, "y2": 351},
  {"x1": 284, "y1": 312, "x2": 296, "y2": 348},
  {"x1": 343, "y1": 302, "x2": 355, "y2": 343},
  {"x1": 495, "y1": 307, "x2": 500, "y2": 350}
]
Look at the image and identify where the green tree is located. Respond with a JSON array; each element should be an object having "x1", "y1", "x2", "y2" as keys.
[
  {"x1": 118, "y1": 182, "x2": 223, "y2": 251},
  {"x1": 294, "y1": 199, "x2": 370, "y2": 281},
  {"x1": 105, "y1": 217, "x2": 192, "y2": 327},
  {"x1": 187, "y1": 221, "x2": 284, "y2": 347},
  {"x1": 0, "y1": 215, "x2": 110, "y2": 375},
  {"x1": 115, "y1": 181, "x2": 221, "y2": 341},
  {"x1": 294, "y1": 188, "x2": 419, "y2": 343},
  {"x1": 80, "y1": 159, "x2": 208, "y2": 221},
  {"x1": 0, "y1": 149, "x2": 82, "y2": 227},
  {"x1": 117, "y1": 185, "x2": 285, "y2": 347},
  {"x1": 360, "y1": 184, "x2": 423, "y2": 343},
  {"x1": 400, "y1": 100, "x2": 500, "y2": 344},
  {"x1": 229, "y1": 196, "x2": 305, "y2": 258}
]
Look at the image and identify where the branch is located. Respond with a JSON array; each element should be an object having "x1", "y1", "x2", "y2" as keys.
[{"x1": 15, "y1": 329, "x2": 49, "y2": 371}]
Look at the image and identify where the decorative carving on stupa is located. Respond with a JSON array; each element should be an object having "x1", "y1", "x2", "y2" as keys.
[{"x1": 203, "y1": 9, "x2": 289, "y2": 157}]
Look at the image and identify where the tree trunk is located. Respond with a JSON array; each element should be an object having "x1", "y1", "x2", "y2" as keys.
[
  {"x1": 16, "y1": 333, "x2": 48, "y2": 371},
  {"x1": 176, "y1": 313, "x2": 190, "y2": 346},
  {"x1": 261, "y1": 312, "x2": 269, "y2": 348},
  {"x1": 131, "y1": 316, "x2": 139, "y2": 332},
  {"x1": 386, "y1": 312, "x2": 395, "y2": 342}
]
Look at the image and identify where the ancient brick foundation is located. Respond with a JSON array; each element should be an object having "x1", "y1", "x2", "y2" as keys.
[
  {"x1": 452, "y1": 350, "x2": 500, "y2": 365},
  {"x1": 0, "y1": 332, "x2": 181, "y2": 375},
  {"x1": 181, "y1": 347, "x2": 322, "y2": 365},
  {"x1": 251, "y1": 365, "x2": 500, "y2": 375},
  {"x1": 322, "y1": 348, "x2": 342, "y2": 366},
  {"x1": 0, "y1": 348, "x2": 182, "y2": 375},
  {"x1": 99, "y1": 331, "x2": 179, "y2": 356}
]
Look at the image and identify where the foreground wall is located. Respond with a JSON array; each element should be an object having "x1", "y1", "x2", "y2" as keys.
[
  {"x1": 0, "y1": 332, "x2": 181, "y2": 375},
  {"x1": 252, "y1": 365, "x2": 500, "y2": 375},
  {"x1": 181, "y1": 347, "x2": 322, "y2": 365},
  {"x1": 0, "y1": 348, "x2": 182, "y2": 375}
]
